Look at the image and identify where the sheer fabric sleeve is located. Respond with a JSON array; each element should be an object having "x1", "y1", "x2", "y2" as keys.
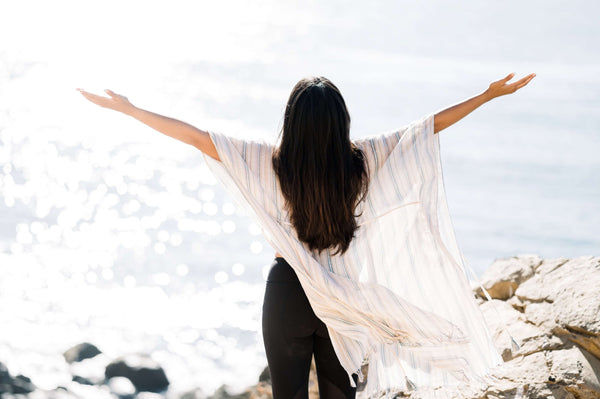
[
  {"x1": 353, "y1": 112, "x2": 437, "y2": 227},
  {"x1": 205, "y1": 133, "x2": 276, "y2": 194},
  {"x1": 199, "y1": 131, "x2": 282, "y2": 238},
  {"x1": 353, "y1": 112, "x2": 435, "y2": 179}
]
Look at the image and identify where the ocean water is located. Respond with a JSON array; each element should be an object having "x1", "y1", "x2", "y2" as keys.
[{"x1": 0, "y1": 0, "x2": 598, "y2": 395}]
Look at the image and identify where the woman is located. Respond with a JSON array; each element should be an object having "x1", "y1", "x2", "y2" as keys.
[{"x1": 77, "y1": 71, "x2": 535, "y2": 399}]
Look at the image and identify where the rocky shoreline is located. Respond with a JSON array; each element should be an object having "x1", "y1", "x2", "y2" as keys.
[{"x1": 1, "y1": 254, "x2": 598, "y2": 399}]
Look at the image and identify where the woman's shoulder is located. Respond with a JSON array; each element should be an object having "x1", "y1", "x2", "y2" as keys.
[
  {"x1": 218, "y1": 133, "x2": 275, "y2": 151},
  {"x1": 352, "y1": 129, "x2": 403, "y2": 175},
  {"x1": 210, "y1": 131, "x2": 277, "y2": 163},
  {"x1": 352, "y1": 113, "x2": 434, "y2": 155},
  {"x1": 353, "y1": 129, "x2": 402, "y2": 152}
]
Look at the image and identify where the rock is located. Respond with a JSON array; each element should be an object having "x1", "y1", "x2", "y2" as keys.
[
  {"x1": 522, "y1": 301, "x2": 559, "y2": 332},
  {"x1": 480, "y1": 299, "x2": 557, "y2": 361},
  {"x1": 494, "y1": 351, "x2": 551, "y2": 385},
  {"x1": 552, "y1": 325, "x2": 600, "y2": 366},
  {"x1": 205, "y1": 382, "x2": 274, "y2": 399},
  {"x1": 0, "y1": 361, "x2": 9, "y2": 383},
  {"x1": 474, "y1": 254, "x2": 541, "y2": 300},
  {"x1": 505, "y1": 293, "x2": 526, "y2": 313},
  {"x1": 517, "y1": 255, "x2": 600, "y2": 362},
  {"x1": 476, "y1": 255, "x2": 600, "y2": 399},
  {"x1": 207, "y1": 384, "x2": 250, "y2": 399},
  {"x1": 72, "y1": 375, "x2": 94, "y2": 385},
  {"x1": 58, "y1": 380, "x2": 114, "y2": 399},
  {"x1": 244, "y1": 382, "x2": 272, "y2": 399},
  {"x1": 549, "y1": 347, "x2": 600, "y2": 395},
  {"x1": 258, "y1": 366, "x2": 270, "y2": 384},
  {"x1": 63, "y1": 342, "x2": 102, "y2": 363},
  {"x1": 104, "y1": 353, "x2": 169, "y2": 393},
  {"x1": 518, "y1": 256, "x2": 600, "y2": 332},
  {"x1": 9, "y1": 374, "x2": 36, "y2": 394},
  {"x1": 69, "y1": 353, "x2": 111, "y2": 386},
  {"x1": 0, "y1": 361, "x2": 36, "y2": 394}
]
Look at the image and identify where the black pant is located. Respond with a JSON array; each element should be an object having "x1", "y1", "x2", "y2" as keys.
[{"x1": 262, "y1": 257, "x2": 358, "y2": 399}]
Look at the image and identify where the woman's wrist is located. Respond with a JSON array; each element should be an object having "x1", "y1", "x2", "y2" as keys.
[
  {"x1": 481, "y1": 89, "x2": 496, "y2": 103},
  {"x1": 123, "y1": 104, "x2": 140, "y2": 117}
]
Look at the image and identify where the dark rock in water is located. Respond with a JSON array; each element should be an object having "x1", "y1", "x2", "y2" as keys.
[
  {"x1": 0, "y1": 362, "x2": 10, "y2": 393},
  {"x1": 207, "y1": 385, "x2": 250, "y2": 399},
  {"x1": 63, "y1": 342, "x2": 102, "y2": 363},
  {"x1": 0, "y1": 362, "x2": 35, "y2": 394},
  {"x1": 258, "y1": 366, "x2": 270, "y2": 384},
  {"x1": 11, "y1": 374, "x2": 35, "y2": 394},
  {"x1": 104, "y1": 353, "x2": 169, "y2": 392},
  {"x1": 0, "y1": 362, "x2": 9, "y2": 383},
  {"x1": 72, "y1": 375, "x2": 95, "y2": 386}
]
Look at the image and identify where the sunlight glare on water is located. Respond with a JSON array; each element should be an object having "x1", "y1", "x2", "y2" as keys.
[{"x1": 0, "y1": 0, "x2": 598, "y2": 396}]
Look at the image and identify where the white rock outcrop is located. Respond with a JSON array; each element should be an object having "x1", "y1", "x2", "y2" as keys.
[{"x1": 476, "y1": 255, "x2": 600, "y2": 399}]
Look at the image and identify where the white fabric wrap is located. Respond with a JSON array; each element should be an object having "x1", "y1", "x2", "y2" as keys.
[{"x1": 201, "y1": 112, "x2": 505, "y2": 399}]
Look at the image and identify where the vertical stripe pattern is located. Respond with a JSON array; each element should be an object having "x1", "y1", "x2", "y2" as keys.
[{"x1": 200, "y1": 113, "x2": 505, "y2": 399}]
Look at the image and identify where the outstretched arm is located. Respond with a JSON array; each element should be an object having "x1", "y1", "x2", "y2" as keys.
[
  {"x1": 433, "y1": 72, "x2": 536, "y2": 134},
  {"x1": 76, "y1": 88, "x2": 220, "y2": 161}
]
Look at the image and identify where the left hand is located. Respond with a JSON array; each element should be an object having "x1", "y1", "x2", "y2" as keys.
[
  {"x1": 485, "y1": 72, "x2": 536, "y2": 99},
  {"x1": 76, "y1": 88, "x2": 136, "y2": 115}
]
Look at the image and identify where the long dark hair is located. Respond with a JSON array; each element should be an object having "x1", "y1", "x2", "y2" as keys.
[{"x1": 272, "y1": 76, "x2": 369, "y2": 256}]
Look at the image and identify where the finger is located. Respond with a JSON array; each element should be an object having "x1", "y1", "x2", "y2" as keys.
[
  {"x1": 520, "y1": 73, "x2": 536, "y2": 81},
  {"x1": 77, "y1": 88, "x2": 99, "y2": 98},
  {"x1": 516, "y1": 78, "x2": 534, "y2": 89},
  {"x1": 515, "y1": 74, "x2": 535, "y2": 87},
  {"x1": 80, "y1": 92, "x2": 110, "y2": 105},
  {"x1": 501, "y1": 72, "x2": 515, "y2": 83},
  {"x1": 105, "y1": 89, "x2": 123, "y2": 99},
  {"x1": 514, "y1": 75, "x2": 535, "y2": 90},
  {"x1": 82, "y1": 92, "x2": 104, "y2": 101},
  {"x1": 516, "y1": 74, "x2": 534, "y2": 83}
]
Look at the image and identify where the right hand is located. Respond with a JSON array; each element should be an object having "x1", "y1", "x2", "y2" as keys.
[{"x1": 76, "y1": 88, "x2": 135, "y2": 114}]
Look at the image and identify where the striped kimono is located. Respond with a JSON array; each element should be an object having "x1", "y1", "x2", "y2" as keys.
[{"x1": 201, "y1": 112, "x2": 506, "y2": 399}]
